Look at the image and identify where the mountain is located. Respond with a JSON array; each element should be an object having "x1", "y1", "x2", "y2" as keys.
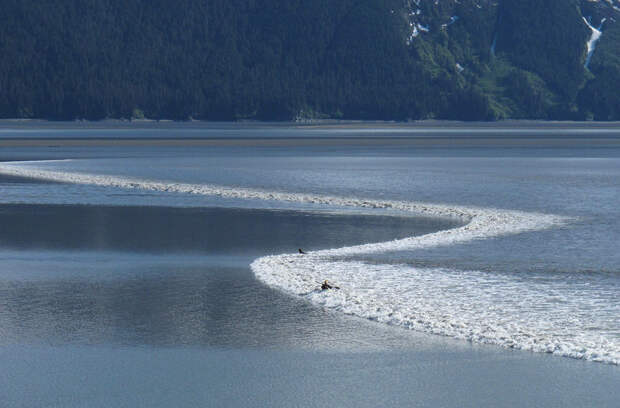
[{"x1": 0, "y1": 0, "x2": 618, "y2": 121}]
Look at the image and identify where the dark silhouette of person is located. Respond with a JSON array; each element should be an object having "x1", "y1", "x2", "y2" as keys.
[
  {"x1": 298, "y1": 248, "x2": 306, "y2": 254},
  {"x1": 321, "y1": 280, "x2": 339, "y2": 290},
  {"x1": 322, "y1": 279, "x2": 345, "y2": 291}
]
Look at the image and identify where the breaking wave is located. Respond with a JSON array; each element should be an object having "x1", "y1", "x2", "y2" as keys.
[{"x1": 1, "y1": 160, "x2": 617, "y2": 364}]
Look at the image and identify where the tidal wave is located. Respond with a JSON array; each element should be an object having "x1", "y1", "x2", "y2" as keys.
[
  {"x1": 253, "y1": 257, "x2": 619, "y2": 364},
  {"x1": 3, "y1": 160, "x2": 617, "y2": 364}
]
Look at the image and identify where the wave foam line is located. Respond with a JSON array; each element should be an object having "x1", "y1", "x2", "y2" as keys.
[
  {"x1": 5, "y1": 161, "x2": 607, "y2": 363},
  {"x1": 254, "y1": 259, "x2": 619, "y2": 365},
  {"x1": 0, "y1": 160, "x2": 562, "y2": 235}
]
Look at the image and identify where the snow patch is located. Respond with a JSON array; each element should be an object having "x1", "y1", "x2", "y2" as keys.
[{"x1": 583, "y1": 16, "x2": 606, "y2": 69}]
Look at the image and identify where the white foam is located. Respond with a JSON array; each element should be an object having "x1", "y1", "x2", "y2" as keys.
[
  {"x1": 0, "y1": 160, "x2": 560, "y2": 231},
  {"x1": 253, "y1": 257, "x2": 619, "y2": 364},
  {"x1": 5, "y1": 161, "x2": 616, "y2": 365}
]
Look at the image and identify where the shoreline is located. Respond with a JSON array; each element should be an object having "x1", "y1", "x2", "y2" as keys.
[
  {"x1": 1, "y1": 118, "x2": 620, "y2": 130},
  {"x1": 1, "y1": 120, "x2": 619, "y2": 148},
  {"x1": 2, "y1": 137, "x2": 619, "y2": 148}
]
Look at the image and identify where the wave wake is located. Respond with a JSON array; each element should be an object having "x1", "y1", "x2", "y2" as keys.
[{"x1": 3, "y1": 161, "x2": 617, "y2": 364}]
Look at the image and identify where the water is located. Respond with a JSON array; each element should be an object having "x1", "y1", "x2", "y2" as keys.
[{"x1": 0, "y1": 122, "x2": 619, "y2": 407}]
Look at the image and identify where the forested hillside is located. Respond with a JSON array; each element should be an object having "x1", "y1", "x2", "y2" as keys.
[{"x1": 0, "y1": 0, "x2": 618, "y2": 121}]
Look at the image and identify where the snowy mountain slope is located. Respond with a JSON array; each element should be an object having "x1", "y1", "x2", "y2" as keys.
[
  {"x1": 401, "y1": 0, "x2": 619, "y2": 119},
  {"x1": 404, "y1": 0, "x2": 618, "y2": 68}
]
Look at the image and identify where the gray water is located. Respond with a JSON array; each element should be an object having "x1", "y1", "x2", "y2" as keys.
[
  {"x1": 0, "y1": 204, "x2": 455, "y2": 350},
  {"x1": 0, "y1": 122, "x2": 619, "y2": 407}
]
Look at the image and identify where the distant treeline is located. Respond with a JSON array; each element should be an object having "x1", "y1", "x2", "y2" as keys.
[{"x1": 0, "y1": 0, "x2": 618, "y2": 121}]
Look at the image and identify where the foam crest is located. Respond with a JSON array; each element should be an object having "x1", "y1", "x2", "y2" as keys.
[
  {"x1": 253, "y1": 257, "x2": 619, "y2": 364},
  {"x1": 0, "y1": 161, "x2": 562, "y2": 232}
]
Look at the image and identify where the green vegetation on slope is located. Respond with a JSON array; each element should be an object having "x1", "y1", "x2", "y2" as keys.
[
  {"x1": 578, "y1": 15, "x2": 620, "y2": 120},
  {"x1": 0, "y1": 0, "x2": 617, "y2": 121}
]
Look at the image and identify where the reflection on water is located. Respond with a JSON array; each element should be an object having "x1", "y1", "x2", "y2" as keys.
[
  {"x1": 0, "y1": 204, "x2": 458, "y2": 350},
  {"x1": 0, "y1": 204, "x2": 459, "y2": 255},
  {"x1": 0, "y1": 263, "x2": 439, "y2": 349}
]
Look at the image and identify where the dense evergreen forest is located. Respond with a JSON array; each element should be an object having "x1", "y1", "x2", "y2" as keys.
[{"x1": 0, "y1": 0, "x2": 618, "y2": 121}]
